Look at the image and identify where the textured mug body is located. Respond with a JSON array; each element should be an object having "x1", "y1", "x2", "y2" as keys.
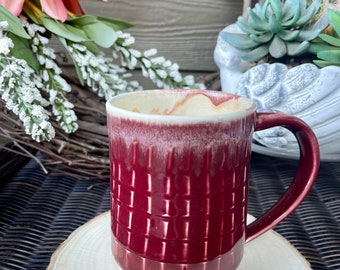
[{"x1": 107, "y1": 90, "x2": 256, "y2": 270}]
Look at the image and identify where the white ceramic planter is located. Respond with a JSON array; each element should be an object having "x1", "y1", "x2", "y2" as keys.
[{"x1": 214, "y1": 24, "x2": 340, "y2": 161}]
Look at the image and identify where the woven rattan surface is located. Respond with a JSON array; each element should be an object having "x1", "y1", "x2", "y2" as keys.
[{"x1": 0, "y1": 150, "x2": 339, "y2": 270}]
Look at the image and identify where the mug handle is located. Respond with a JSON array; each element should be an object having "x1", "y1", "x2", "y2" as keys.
[{"x1": 246, "y1": 112, "x2": 320, "y2": 242}]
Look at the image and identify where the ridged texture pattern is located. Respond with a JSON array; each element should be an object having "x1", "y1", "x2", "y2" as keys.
[{"x1": 108, "y1": 115, "x2": 253, "y2": 267}]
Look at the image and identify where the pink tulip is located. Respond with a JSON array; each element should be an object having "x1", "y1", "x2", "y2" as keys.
[
  {"x1": 1, "y1": 0, "x2": 86, "y2": 22},
  {"x1": 40, "y1": 0, "x2": 68, "y2": 22},
  {"x1": 62, "y1": 0, "x2": 85, "y2": 15},
  {"x1": 41, "y1": 0, "x2": 85, "y2": 22},
  {"x1": 0, "y1": 0, "x2": 25, "y2": 16}
]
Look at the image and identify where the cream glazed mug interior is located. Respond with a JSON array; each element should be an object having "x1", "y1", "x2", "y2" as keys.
[{"x1": 106, "y1": 89, "x2": 320, "y2": 270}]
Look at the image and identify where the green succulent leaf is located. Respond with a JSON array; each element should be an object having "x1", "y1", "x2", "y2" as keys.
[
  {"x1": 253, "y1": 3, "x2": 263, "y2": 16},
  {"x1": 261, "y1": 0, "x2": 270, "y2": 18},
  {"x1": 318, "y1": 33, "x2": 340, "y2": 47},
  {"x1": 268, "y1": 14, "x2": 282, "y2": 33},
  {"x1": 0, "y1": 5, "x2": 30, "y2": 39},
  {"x1": 299, "y1": 16, "x2": 329, "y2": 41},
  {"x1": 250, "y1": 32, "x2": 273, "y2": 43},
  {"x1": 237, "y1": 16, "x2": 263, "y2": 35},
  {"x1": 262, "y1": 0, "x2": 283, "y2": 21},
  {"x1": 317, "y1": 50, "x2": 340, "y2": 64},
  {"x1": 328, "y1": 9, "x2": 340, "y2": 37},
  {"x1": 313, "y1": 59, "x2": 337, "y2": 67},
  {"x1": 248, "y1": 7, "x2": 270, "y2": 31},
  {"x1": 282, "y1": 0, "x2": 301, "y2": 27},
  {"x1": 281, "y1": 2, "x2": 293, "y2": 23},
  {"x1": 286, "y1": 41, "x2": 310, "y2": 55},
  {"x1": 295, "y1": 0, "x2": 321, "y2": 26},
  {"x1": 270, "y1": 0, "x2": 283, "y2": 21},
  {"x1": 269, "y1": 35, "x2": 287, "y2": 58},
  {"x1": 226, "y1": 0, "x2": 327, "y2": 62},
  {"x1": 278, "y1": 29, "x2": 300, "y2": 41},
  {"x1": 241, "y1": 44, "x2": 269, "y2": 61},
  {"x1": 309, "y1": 42, "x2": 337, "y2": 54},
  {"x1": 220, "y1": 32, "x2": 259, "y2": 50}
]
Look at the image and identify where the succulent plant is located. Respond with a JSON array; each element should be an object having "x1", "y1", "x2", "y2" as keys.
[
  {"x1": 220, "y1": 0, "x2": 329, "y2": 62},
  {"x1": 310, "y1": 8, "x2": 340, "y2": 67}
]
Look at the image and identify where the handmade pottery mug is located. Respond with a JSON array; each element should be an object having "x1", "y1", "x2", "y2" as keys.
[{"x1": 106, "y1": 89, "x2": 320, "y2": 270}]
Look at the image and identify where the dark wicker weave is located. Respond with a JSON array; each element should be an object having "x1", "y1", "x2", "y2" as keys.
[{"x1": 0, "y1": 149, "x2": 339, "y2": 270}]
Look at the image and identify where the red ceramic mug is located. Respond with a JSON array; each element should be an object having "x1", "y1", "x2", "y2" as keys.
[{"x1": 106, "y1": 89, "x2": 320, "y2": 270}]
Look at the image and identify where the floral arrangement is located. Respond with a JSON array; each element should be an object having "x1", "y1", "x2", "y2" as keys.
[
  {"x1": 0, "y1": 0, "x2": 204, "y2": 144},
  {"x1": 221, "y1": 0, "x2": 340, "y2": 67}
]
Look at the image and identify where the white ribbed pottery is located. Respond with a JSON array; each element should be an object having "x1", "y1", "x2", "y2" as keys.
[{"x1": 214, "y1": 24, "x2": 340, "y2": 161}]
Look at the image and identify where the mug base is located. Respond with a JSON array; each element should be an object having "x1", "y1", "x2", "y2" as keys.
[{"x1": 111, "y1": 235, "x2": 244, "y2": 270}]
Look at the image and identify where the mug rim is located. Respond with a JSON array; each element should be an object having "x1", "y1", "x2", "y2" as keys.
[{"x1": 106, "y1": 89, "x2": 256, "y2": 124}]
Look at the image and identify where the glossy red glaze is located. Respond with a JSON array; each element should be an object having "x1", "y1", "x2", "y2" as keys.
[
  {"x1": 245, "y1": 113, "x2": 320, "y2": 242},
  {"x1": 108, "y1": 114, "x2": 254, "y2": 267},
  {"x1": 106, "y1": 90, "x2": 320, "y2": 270}
]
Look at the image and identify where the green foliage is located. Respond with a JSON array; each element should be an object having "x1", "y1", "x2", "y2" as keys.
[
  {"x1": 41, "y1": 14, "x2": 132, "y2": 48},
  {"x1": 8, "y1": 33, "x2": 40, "y2": 70},
  {"x1": 221, "y1": 0, "x2": 329, "y2": 62},
  {"x1": 311, "y1": 9, "x2": 340, "y2": 67},
  {"x1": 81, "y1": 20, "x2": 117, "y2": 48},
  {"x1": 41, "y1": 15, "x2": 88, "y2": 42},
  {"x1": 0, "y1": 6, "x2": 30, "y2": 39}
]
